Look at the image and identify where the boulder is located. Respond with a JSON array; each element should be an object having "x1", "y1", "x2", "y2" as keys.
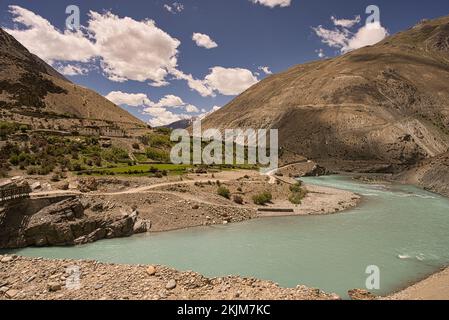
[
  {"x1": 1, "y1": 256, "x2": 13, "y2": 263},
  {"x1": 348, "y1": 289, "x2": 377, "y2": 300},
  {"x1": 74, "y1": 236, "x2": 87, "y2": 245},
  {"x1": 166, "y1": 279, "x2": 177, "y2": 290},
  {"x1": 5, "y1": 289, "x2": 19, "y2": 298},
  {"x1": 146, "y1": 266, "x2": 156, "y2": 276},
  {"x1": 86, "y1": 228, "x2": 107, "y2": 243},
  {"x1": 0, "y1": 286, "x2": 9, "y2": 294},
  {"x1": 133, "y1": 219, "x2": 148, "y2": 234},
  {"x1": 30, "y1": 182, "x2": 41, "y2": 190},
  {"x1": 48, "y1": 282, "x2": 62, "y2": 292}
]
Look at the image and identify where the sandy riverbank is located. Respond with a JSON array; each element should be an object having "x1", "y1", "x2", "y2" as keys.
[
  {"x1": 0, "y1": 255, "x2": 339, "y2": 300},
  {"x1": 387, "y1": 266, "x2": 449, "y2": 300},
  {"x1": 98, "y1": 178, "x2": 360, "y2": 232}
]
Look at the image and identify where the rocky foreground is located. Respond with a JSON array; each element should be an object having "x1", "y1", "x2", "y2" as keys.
[
  {"x1": 0, "y1": 197, "x2": 148, "y2": 248},
  {"x1": 0, "y1": 255, "x2": 340, "y2": 300}
]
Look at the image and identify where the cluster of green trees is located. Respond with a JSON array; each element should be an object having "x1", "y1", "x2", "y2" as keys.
[
  {"x1": 145, "y1": 147, "x2": 170, "y2": 162},
  {"x1": 1, "y1": 133, "x2": 131, "y2": 176},
  {"x1": 0, "y1": 121, "x2": 29, "y2": 139},
  {"x1": 288, "y1": 181, "x2": 308, "y2": 205},
  {"x1": 137, "y1": 132, "x2": 173, "y2": 162},
  {"x1": 216, "y1": 185, "x2": 274, "y2": 206},
  {"x1": 252, "y1": 191, "x2": 273, "y2": 205}
]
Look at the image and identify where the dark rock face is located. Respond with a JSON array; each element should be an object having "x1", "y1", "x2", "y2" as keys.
[
  {"x1": 0, "y1": 198, "x2": 148, "y2": 248},
  {"x1": 396, "y1": 151, "x2": 449, "y2": 197}
]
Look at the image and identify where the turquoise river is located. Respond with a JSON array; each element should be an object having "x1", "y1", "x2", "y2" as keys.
[{"x1": 6, "y1": 176, "x2": 449, "y2": 297}]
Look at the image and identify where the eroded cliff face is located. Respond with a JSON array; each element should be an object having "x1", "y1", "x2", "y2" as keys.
[
  {"x1": 395, "y1": 151, "x2": 449, "y2": 197},
  {"x1": 0, "y1": 197, "x2": 148, "y2": 249}
]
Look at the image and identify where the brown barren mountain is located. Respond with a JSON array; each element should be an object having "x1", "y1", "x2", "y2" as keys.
[
  {"x1": 202, "y1": 16, "x2": 449, "y2": 172},
  {"x1": 0, "y1": 28, "x2": 144, "y2": 126}
]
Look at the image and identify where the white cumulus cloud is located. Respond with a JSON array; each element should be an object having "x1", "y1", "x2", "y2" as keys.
[
  {"x1": 151, "y1": 95, "x2": 185, "y2": 108},
  {"x1": 331, "y1": 15, "x2": 361, "y2": 28},
  {"x1": 313, "y1": 17, "x2": 388, "y2": 53},
  {"x1": 4, "y1": 5, "x2": 97, "y2": 64},
  {"x1": 185, "y1": 104, "x2": 200, "y2": 113},
  {"x1": 105, "y1": 91, "x2": 152, "y2": 107},
  {"x1": 251, "y1": 0, "x2": 292, "y2": 8},
  {"x1": 55, "y1": 64, "x2": 89, "y2": 76},
  {"x1": 164, "y1": 2, "x2": 184, "y2": 14},
  {"x1": 5, "y1": 6, "x2": 181, "y2": 87},
  {"x1": 172, "y1": 66, "x2": 259, "y2": 97},
  {"x1": 345, "y1": 22, "x2": 389, "y2": 52},
  {"x1": 4, "y1": 5, "x2": 259, "y2": 98},
  {"x1": 258, "y1": 66, "x2": 273, "y2": 75},
  {"x1": 106, "y1": 91, "x2": 200, "y2": 126},
  {"x1": 204, "y1": 67, "x2": 259, "y2": 95},
  {"x1": 144, "y1": 107, "x2": 190, "y2": 127},
  {"x1": 170, "y1": 68, "x2": 215, "y2": 97},
  {"x1": 87, "y1": 11, "x2": 180, "y2": 86},
  {"x1": 199, "y1": 105, "x2": 222, "y2": 120},
  {"x1": 192, "y1": 32, "x2": 218, "y2": 49}
]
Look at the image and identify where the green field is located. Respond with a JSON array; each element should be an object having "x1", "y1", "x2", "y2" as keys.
[
  {"x1": 79, "y1": 164, "x2": 191, "y2": 176},
  {"x1": 78, "y1": 163, "x2": 259, "y2": 177}
]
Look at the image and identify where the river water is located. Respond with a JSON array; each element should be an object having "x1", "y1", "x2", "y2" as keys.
[{"x1": 8, "y1": 176, "x2": 449, "y2": 297}]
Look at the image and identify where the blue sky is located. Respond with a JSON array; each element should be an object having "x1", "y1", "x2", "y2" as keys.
[{"x1": 1, "y1": 0, "x2": 448, "y2": 126}]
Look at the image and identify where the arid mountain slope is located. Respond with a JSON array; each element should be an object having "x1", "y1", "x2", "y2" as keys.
[
  {"x1": 0, "y1": 28, "x2": 144, "y2": 126},
  {"x1": 202, "y1": 16, "x2": 449, "y2": 172}
]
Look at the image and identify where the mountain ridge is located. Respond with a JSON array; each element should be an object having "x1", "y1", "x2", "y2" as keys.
[
  {"x1": 201, "y1": 15, "x2": 449, "y2": 172},
  {"x1": 0, "y1": 27, "x2": 145, "y2": 127}
]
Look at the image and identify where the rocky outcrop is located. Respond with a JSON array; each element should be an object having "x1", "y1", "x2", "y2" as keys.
[
  {"x1": 348, "y1": 289, "x2": 378, "y2": 300},
  {"x1": 0, "y1": 197, "x2": 148, "y2": 248},
  {"x1": 303, "y1": 164, "x2": 329, "y2": 177}
]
